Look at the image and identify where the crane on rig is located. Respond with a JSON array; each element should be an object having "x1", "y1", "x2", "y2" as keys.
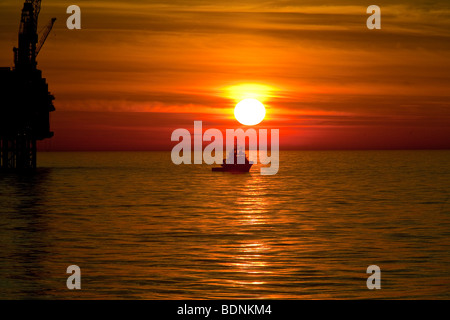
[
  {"x1": 36, "y1": 18, "x2": 57, "y2": 57},
  {"x1": 0, "y1": 0, "x2": 56, "y2": 170}
]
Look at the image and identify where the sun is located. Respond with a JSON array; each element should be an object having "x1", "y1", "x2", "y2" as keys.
[{"x1": 234, "y1": 98, "x2": 266, "y2": 126}]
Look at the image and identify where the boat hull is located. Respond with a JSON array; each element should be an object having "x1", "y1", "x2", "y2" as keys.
[{"x1": 212, "y1": 163, "x2": 253, "y2": 172}]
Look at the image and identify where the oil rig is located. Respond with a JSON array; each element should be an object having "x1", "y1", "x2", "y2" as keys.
[{"x1": 0, "y1": 0, "x2": 55, "y2": 170}]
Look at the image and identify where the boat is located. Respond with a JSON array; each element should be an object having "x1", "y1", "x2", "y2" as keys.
[{"x1": 212, "y1": 148, "x2": 253, "y2": 173}]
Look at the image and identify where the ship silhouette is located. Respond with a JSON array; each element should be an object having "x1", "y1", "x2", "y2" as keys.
[{"x1": 212, "y1": 146, "x2": 253, "y2": 173}]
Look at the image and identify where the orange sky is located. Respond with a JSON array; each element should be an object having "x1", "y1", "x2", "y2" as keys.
[{"x1": 1, "y1": 0, "x2": 449, "y2": 150}]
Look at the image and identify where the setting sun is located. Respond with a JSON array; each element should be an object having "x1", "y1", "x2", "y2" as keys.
[{"x1": 234, "y1": 98, "x2": 266, "y2": 126}]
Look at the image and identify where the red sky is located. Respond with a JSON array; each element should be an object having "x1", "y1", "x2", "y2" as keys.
[{"x1": 1, "y1": 0, "x2": 449, "y2": 150}]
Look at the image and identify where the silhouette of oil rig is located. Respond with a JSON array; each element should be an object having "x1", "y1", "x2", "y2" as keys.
[{"x1": 0, "y1": 0, "x2": 55, "y2": 170}]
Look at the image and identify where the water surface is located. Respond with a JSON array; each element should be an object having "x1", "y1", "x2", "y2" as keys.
[{"x1": 0, "y1": 151, "x2": 449, "y2": 299}]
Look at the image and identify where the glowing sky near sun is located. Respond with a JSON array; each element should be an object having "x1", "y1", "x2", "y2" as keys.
[{"x1": 0, "y1": 0, "x2": 449, "y2": 150}]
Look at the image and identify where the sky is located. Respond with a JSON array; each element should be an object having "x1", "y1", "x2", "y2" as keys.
[{"x1": 0, "y1": 0, "x2": 449, "y2": 150}]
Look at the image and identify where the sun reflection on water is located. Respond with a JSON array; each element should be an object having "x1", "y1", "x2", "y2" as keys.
[{"x1": 224, "y1": 176, "x2": 275, "y2": 290}]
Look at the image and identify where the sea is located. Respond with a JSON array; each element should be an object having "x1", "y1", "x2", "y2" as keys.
[{"x1": 0, "y1": 151, "x2": 449, "y2": 299}]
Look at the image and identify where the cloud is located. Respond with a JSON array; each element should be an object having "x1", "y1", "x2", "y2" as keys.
[{"x1": 1, "y1": 0, "x2": 450, "y2": 150}]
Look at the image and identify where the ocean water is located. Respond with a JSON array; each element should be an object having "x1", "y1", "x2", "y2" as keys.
[{"x1": 0, "y1": 151, "x2": 449, "y2": 299}]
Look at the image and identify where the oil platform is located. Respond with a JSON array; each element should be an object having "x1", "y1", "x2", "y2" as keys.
[{"x1": 0, "y1": 0, "x2": 55, "y2": 170}]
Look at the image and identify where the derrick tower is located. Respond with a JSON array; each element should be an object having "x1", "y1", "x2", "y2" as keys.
[{"x1": 0, "y1": 0, "x2": 56, "y2": 170}]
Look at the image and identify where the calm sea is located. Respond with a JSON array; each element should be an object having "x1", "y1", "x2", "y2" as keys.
[{"x1": 0, "y1": 151, "x2": 449, "y2": 299}]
